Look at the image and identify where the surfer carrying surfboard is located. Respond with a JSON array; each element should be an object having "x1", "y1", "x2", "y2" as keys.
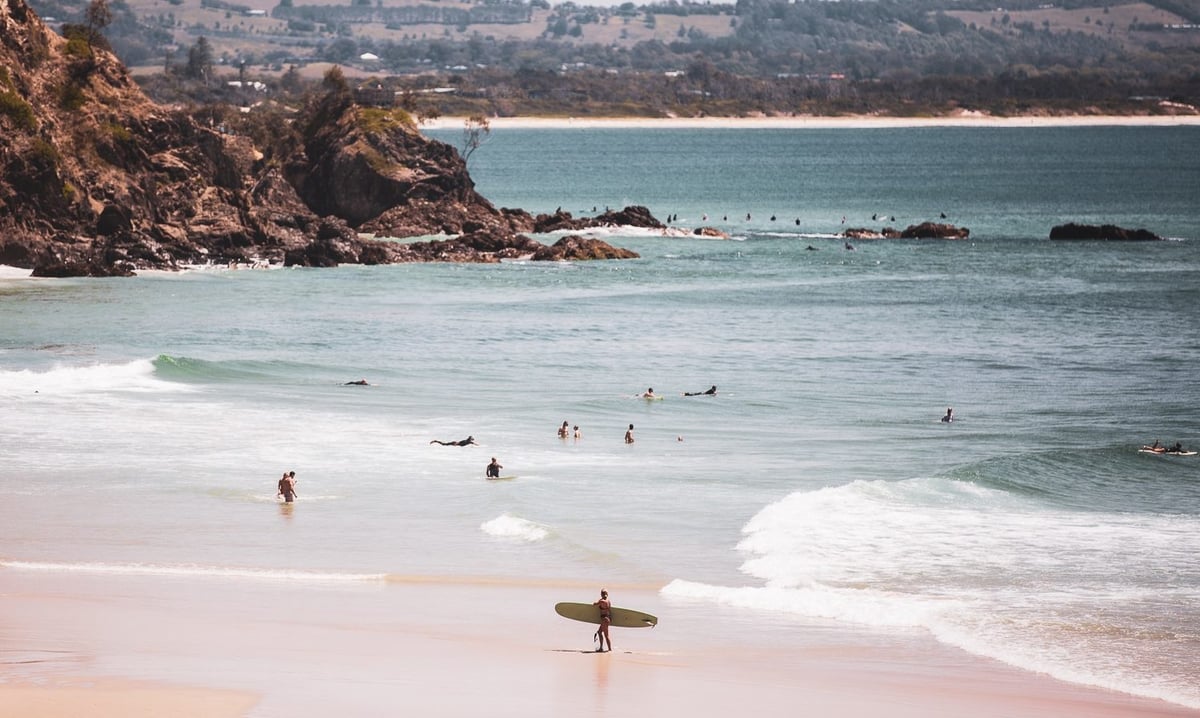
[{"x1": 594, "y1": 589, "x2": 612, "y2": 652}]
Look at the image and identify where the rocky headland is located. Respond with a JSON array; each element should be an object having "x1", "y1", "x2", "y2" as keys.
[{"x1": 0, "y1": 0, "x2": 644, "y2": 277}]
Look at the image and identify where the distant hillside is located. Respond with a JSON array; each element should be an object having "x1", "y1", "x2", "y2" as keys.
[{"x1": 25, "y1": 0, "x2": 1200, "y2": 117}]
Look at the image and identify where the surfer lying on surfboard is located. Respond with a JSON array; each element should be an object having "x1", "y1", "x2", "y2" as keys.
[
  {"x1": 430, "y1": 436, "x2": 477, "y2": 446},
  {"x1": 1141, "y1": 441, "x2": 1194, "y2": 455}
]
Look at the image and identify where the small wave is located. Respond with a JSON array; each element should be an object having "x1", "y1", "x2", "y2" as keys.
[
  {"x1": 480, "y1": 514, "x2": 550, "y2": 542},
  {"x1": 153, "y1": 354, "x2": 276, "y2": 383},
  {"x1": 0, "y1": 560, "x2": 386, "y2": 584},
  {"x1": 663, "y1": 578, "x2": 1200, "y2": 709},
  {"x1": 662, "y1": 578, "x2": 954, "y2": 629},
  {"x1": 692, "y1": 477, "x2": 1200, "y2": 710},
  {"x1": 0, "y1": 358, "x2": 190, "y2": 396}
]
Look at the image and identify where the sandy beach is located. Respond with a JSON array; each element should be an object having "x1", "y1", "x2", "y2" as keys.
[
  {"x1": 1, "y1": 569, "x2": 1196, "y2": 718},
  {"x1": 418, "y1": 113, "x2": 1200, "y2": 131}
]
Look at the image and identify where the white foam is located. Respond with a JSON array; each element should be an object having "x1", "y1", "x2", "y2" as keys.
[
  {"x1": 0, "y1": 560, "x2": 386, "y2": 584},
  {"x1": 480, "y1": 514, "x2": 549, "y2": 542},
  {"x1": 661, "y1": 578, "x2": 956, "y2": 629},
  {"x1": 0, "y1": 358, "x2": 190, "y2": 396},
  {"x1": 0, "y1": 264, "x2": 33, "y2": 279},
  {"x1": 665, "y1": 478, "x2": 1200, "y2": 710}
]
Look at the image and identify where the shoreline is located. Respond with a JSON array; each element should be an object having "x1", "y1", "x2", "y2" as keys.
[
  {"x1": 419, "y1": 113, "x2": 1200, "y2": 130},
  {"x1": 1, "y1": 569, "x2": 1196, "y2": 717}
]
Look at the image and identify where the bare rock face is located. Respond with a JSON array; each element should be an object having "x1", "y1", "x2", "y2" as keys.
[
  {"x1": 0, "y1": 0, "x2": 639, "y2": 276},
  {"x1": 1049, "y1": 223, "x2": 1162, "y2": 241}
]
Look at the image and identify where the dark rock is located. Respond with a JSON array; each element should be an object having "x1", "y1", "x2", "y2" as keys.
[
  {"x1": 531, "y1": 236, "x2": 640, "y2": 261},
  {"x1": 693, "y1": 227, "x2": 730, "y2": 239},
  {"x1": 95, "y1": 205, "x2": 132, "y2": 237},
  {"x1": 899, "y1": 222, "x2": 970, "y2": 239},
  {"x1": 534, "y1": 206, "x2": 665, "y2": 234},
  {"x1": 1049, "y1": 223, "x2": 1163, "y2": 241}
]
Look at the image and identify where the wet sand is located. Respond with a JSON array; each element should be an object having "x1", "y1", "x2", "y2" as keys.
[{"x1": 1, "y1": 569, "x2": 1196, "y2": 717}]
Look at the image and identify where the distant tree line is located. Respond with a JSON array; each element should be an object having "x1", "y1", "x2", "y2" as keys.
[
  {"x1": 27, "y1": 0, "x2": 1200, "y2": 117},
  {"x1": 273, "y1": 2, "x2": 532, "y2": 27}
]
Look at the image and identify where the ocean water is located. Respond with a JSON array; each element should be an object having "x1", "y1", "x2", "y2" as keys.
[{"x1": 2, "y1": 126, "x2": 1199, "y2": 709}]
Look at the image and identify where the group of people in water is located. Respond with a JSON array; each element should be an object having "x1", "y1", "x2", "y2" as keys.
[{"x1": 426, "y1": 385, "x2": 719, "y2": 479}]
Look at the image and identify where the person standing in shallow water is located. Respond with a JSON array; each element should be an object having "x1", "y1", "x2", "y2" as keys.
[
  {"x1": 941, "y1": 407, "x2": 954, "y2": 423},
  {"x1": 558, "y1": 421, "x2": 570, "y2": 439},
  {"x1": 625, "y1": 424, "x2": 635, "y2": 444},
  {"x1": 277, "y1": 471, "x2": 297, "y2": 503},
  {"x1": 594, "y1": 589, "x2": 612, "y2": 652},
  {"x1": 486, "y1": 457, "x2": 503, "y2": 478}
]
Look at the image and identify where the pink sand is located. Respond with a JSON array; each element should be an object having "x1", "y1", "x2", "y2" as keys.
[{"x1": 0, "y1": 570, "x2": 1195, "y2": 717}]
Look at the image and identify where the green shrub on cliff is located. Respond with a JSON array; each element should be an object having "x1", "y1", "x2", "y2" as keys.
[
  {"x1": 0, "y1": 90, "x2": 37, "y2": 131},
  {"x1": 358, "y1": 107, "x2": 415, "y2": 134},
  {"x1": 59, "y1": 82, "x2": 87, "y2": 111},
  {"x1": 65, "y1": 36, "x2": 93, "y2": 59},
  {"x1": 30, "y1": 138, "x2": 61, "y2": 169},
  {"x1": 105, "y1": 122, "x2": 133, "y2": 143}
]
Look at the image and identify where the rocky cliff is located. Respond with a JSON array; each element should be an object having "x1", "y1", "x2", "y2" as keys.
[{"x1": 0, "y1": 0, "x2": 639, "y2": 276}]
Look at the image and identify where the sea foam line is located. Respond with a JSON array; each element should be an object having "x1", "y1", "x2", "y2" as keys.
[
  {"x1": 480, "y1": 513, "x2": 550, "y2": 542},
  {"x1": 0, "y1": 358, "x2": 191, "y2": 396},
  {"x1": 0, "y1": 560, "x2": 386, "y2": 584}
]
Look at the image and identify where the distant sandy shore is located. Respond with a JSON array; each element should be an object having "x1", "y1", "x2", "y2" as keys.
[
  {"x1": 1, "y1": 569, "x2": 1196, "y2": 718},
  {"x1": 420, "y1": 114, "x2": 1200, "y2": 130}
]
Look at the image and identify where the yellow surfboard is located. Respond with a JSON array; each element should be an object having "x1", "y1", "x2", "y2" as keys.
[{"x1": 554, "y1": 602, "x2": 658, "y2": 628}]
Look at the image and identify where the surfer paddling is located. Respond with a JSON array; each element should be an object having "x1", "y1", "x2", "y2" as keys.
[
  {"x1": 684, "y1": 385, "x2": 717, "y2": 396},
  {"x1": 430, "y1": 436, "x2": 477, "y2": 446},
  {"x1": 593, "y1": 589, "x2": 612, "y2": 652}
]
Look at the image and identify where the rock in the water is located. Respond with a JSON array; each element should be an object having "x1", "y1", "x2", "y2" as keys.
[
  {"x1": 1049, "y1": 223, "x2": 1162, "y2": 241},
  {"x1": 899, "y1": 222, "x2": 970, "y2": 239}
]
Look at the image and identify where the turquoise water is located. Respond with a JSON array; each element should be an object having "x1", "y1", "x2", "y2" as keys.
[{"x1": 1, "y1": 126, "x2": 1199, "y2": 708}]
